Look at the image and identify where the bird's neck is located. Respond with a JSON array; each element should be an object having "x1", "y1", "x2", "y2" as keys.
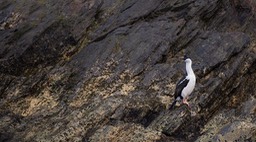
[{"x1": 186, "y1": 62, "x2": 194, "y2": 75}]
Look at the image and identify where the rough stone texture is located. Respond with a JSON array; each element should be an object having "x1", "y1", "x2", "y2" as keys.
[{"x1": 0, "y1": 0, "x2": 256, "y2": 142}]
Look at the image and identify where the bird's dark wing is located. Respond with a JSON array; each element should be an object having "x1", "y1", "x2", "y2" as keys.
[{"x1": 174, "y1": 76, "x2": 189, "y2": 99}]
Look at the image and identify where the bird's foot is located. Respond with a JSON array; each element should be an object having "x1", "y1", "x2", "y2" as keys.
[
  {"x1": 182, "y1": 99, "x2": 197, "y2": 116},
  {"x1": 182, "y1": 99, "x2": 190, "y2": 108}
]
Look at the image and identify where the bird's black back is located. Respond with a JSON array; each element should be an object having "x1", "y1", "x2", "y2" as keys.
[{"x1": 174, "y1": 76, "x2": 189, "y2": 99}]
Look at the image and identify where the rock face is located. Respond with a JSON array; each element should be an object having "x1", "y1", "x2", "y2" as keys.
[{"x1": 0, "y1": 0, "x2": 256, "y2": 141}]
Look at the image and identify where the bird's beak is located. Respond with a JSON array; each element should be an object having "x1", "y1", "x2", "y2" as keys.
[{"x1": 179, "y1": 56, "x2": 183, "y2": 60}]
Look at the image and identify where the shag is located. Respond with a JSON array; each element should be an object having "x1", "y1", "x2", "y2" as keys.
[{"x1": 169, "y1": 55, "x2": 196, "y2": 109}]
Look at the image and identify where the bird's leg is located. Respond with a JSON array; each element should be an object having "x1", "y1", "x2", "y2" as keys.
[
  {"x1": 182, "y1": 98, "x2": 190, "y2": 108},
  {"x1": 182, "y1": 98, "x2": 197, "y2": 116}
]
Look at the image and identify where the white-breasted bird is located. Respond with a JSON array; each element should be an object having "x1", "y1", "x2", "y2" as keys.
[{"x1": 169, "y1": 55, "x2": 196, "y2": 110}]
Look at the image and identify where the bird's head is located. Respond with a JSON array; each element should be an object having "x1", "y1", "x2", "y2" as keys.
[{"x1": 184, "y1": 55, "x2": 192, "y2": 63}]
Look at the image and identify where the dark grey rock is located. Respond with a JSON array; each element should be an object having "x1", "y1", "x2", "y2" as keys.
[{"x1": 0, "y1": 0, "x2": 256, "y2": 141}]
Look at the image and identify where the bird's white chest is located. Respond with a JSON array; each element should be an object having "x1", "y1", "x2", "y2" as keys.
[{"x1": 181, "y1": 75, "x2": 196, "y2": 98}]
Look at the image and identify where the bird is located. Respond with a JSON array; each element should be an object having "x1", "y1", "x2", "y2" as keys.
[{"x1": 169, "y1": 55, "x2": 196, "y2": 110}]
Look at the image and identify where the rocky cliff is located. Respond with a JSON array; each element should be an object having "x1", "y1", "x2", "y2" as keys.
[{"x1": 0, "y1": 0, "x2": 256, "y2": 141}]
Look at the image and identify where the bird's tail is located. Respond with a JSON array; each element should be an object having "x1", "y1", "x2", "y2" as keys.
[{"x1": 169, "y1": 100, "x2": 177, "y2": 110}]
